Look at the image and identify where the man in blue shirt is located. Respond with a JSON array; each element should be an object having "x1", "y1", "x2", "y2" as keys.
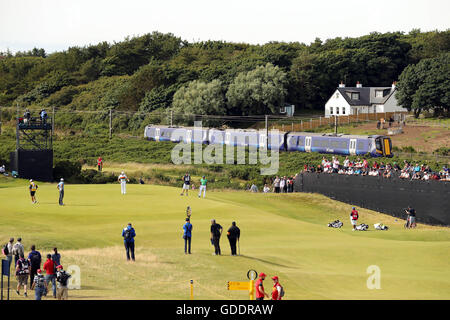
[
  {"x1": 122, "y1": 223, "x2": 136, "y2": 261},
  {"x1": 27, "y1": 245, "x2": 41, "y2": 287},
  {"x1": 183, "y1": 218, "x2": 193, "y2": 254}
]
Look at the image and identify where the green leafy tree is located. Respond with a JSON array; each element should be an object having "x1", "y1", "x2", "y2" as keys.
[
  {"x1": 396, "y1": 53, "x2": 450, "y2": 117},
  {"x1": 226, "y1": 63, "x2": 288, "y2": 115},
  {"x1": 172, "y1": 79, "x2": 226, "y2": 119}
]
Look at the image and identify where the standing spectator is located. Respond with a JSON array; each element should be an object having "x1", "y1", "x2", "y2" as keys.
[
  {"x1": 28, "y1": 245, "x2": 41, "y2": 287},
  {"x1": 122, "y1": 223, "x2": 136, "y2": 261},
  {"x1": 57, "y1": 178, "x2": 64, "y2": 206},
  {"x1": 255, "y1": 273, "x2": 269, "y2": 300},
  {"x1": 12, "y1": 237, "x2": 24, "y2": 266},
  {"x1": 343, "y1": 157, "x2": 350, "y2": 170},
  {"x1": 198, "y1": 175, "x2": 207, "y2": 198},
  {"x1": 15, "y1": 253, "x2": 30, "y2": 297},
  {"x1": 405, "y1": 206, "x2": 417, "y2": 229},
  {"x1": 271, "y1": 276, "x2": 283, "y2": 300},
  {"x1": 210, "y1": 219, "x2": 223, "y2": 256},
  {"x1": 350, "y1": 207, "x2": 359, "y2": 231},
  {"x1": 273, "y1": 176, "x2": 280, "y2": 193},
  {"x1": 43, "y1": 254, "x2": 57, "y2": 298},
  {"x1": 0, "y1": 165, "x2": 5, "y2": 174},
  {"x1": 227, "y1": 222, "x2": 241, "y2": 256},
  {"x1": 52, "y1": 248, "x2": 61, "y2": 267},
  {"x1": 5, "y1": 238, "x2": 14, "y2": 271},
  {"x1": 118, "y1": 172, "x2": 130, "y2": 195},
  {"x1": 97, "y1": 157, "x2": 103, "y2": 172},
  {"x1": 279, "y1": 177, "x2": 286, "y2": 193},
  {"x1": 23, "y1": 109, "x2": 31, "y2": 123},
  {"x1": 180, "y1": 172, "x2": 191, "y2": 196},
  {"x1": 29, "y1": 179, "x2": 38, "y2": 204},
  {"x1": 31, "y1": 269, "x2": 47, "y2": 300},
  {"x1": 183, "y1": 218, "x2": 193, "y2": 254},
  {"x1": 332, "y1": 157, "x2": 340, "y2": 173},
  {"x1": 55, "y1": 265, "x2": 71, "y2": 300},
  {"x1": 40, "y1": 109, "x2": 48, "y2": 124}
]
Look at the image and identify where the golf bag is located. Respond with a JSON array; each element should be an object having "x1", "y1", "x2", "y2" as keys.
[
  {"x1": 355, "y1": 223, "x2": 369, "y2": 231},
  {"x1": 328, "y1": 220, "x2": 343, "y2": 228},
  {"x1": 374, "y1": 223, "x2": 389, "y2": 230}
]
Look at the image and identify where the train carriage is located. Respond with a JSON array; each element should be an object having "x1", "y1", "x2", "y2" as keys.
[{"x1": 144, "y1": 125, "x2": 393, "y2": 158}]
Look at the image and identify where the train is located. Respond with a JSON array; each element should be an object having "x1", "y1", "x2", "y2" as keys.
[{"x1": 144, "y1": 125, "x2": 393, "y2": 157}]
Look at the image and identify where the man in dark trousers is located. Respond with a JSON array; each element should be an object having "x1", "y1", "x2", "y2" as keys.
[
  {"x1": 227, "y1": 221, "x2": 241, "y2": 256},
  {"x1": 27, "y1": 245, "x2": 42, "y2": 287},
  {"x1": 122, "y1": 223, "x2": 136, "y2": 261},
  {"x1": 183, "y1": 218, "x2": 193, "y2": 254},
  {"x1": 210, "y1": 219, "x2": 223, "y2": 256}
]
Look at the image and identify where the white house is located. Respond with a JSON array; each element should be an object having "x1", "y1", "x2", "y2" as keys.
[{"x1": 324, "y1": 81, "x2": 408, "y2": 117}]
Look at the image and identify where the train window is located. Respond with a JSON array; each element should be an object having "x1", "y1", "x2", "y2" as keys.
[
  {"x1": 357, "y1": 141, "x2": 364, "y2": 150},
  {"x1": 375, "y1": 138, "x2": 382, "y2": 151}
]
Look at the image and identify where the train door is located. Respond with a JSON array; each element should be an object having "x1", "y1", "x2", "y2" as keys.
[
  {"x1": 349, "y1": 139, "x2": 357, "y2": 155},
  {"x1": 155, "y1": 128, "x2": 160, "y2": 141},
  {"x1": 186, "y1": 130, "x2": 192, "y2": 143},
  {"x1": 225, "y1": 132, "x2": 231, "y2": 146},
  {"x1": 305, "y1": 136, "x2": 312, "y2": 152},
  {"x1": 259, "y1": 133, "x2": 267, "y2": 148}
]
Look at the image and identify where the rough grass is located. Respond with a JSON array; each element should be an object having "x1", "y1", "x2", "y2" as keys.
[{"x1": 0, "y1": 177, "x2": 449, "y2": 300}]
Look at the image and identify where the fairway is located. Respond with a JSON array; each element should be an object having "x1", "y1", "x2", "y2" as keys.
[{"x1": 1, "y1": 177, "x2": 449, "y2": 300}]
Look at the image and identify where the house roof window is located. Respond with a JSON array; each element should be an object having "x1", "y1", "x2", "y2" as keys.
[
  {"x1": 375, "y1": 90, "x2": 384, "y2": 98},
  {"x1": 351, "y1": 92, "x2": 360, "y2": 100}
]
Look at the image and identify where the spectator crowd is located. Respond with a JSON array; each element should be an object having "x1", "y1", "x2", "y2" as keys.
[{"x1": 300, "y1": 156, "x2": 450, "y2": 182}]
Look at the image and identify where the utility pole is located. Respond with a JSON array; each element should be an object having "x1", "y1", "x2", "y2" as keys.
[
  {"x1": 334, "y1": 115, "x2": 338, "y2": 135},
  {"x1": 265, "y1": 114, "x2": 268, "y2": 149},
  {"x1": 52, "y1": 106, "x2": 55, "y2": 148},
  {"x1": 109, "y1": 109, "x2": 112, "y2": 139}
]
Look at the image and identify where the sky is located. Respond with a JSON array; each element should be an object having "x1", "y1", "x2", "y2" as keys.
[{"x1": 0, "y1": 0, "x2": 449, "y2": 53}]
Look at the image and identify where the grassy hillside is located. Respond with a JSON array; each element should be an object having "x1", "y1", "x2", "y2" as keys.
[{"x1": 1, "y1": 176, "x2": 449, "y2": 300}]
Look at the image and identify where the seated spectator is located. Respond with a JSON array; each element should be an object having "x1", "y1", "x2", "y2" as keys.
[
  {"x1": 414, "y1": 163, "x2": 421, "y2": 173},
  {"x1": 411, "y1": 171, "x2": 421, "y2": 180},
  {"x1": 362, "y1": 158, "x2": 369, "y2": 169},
  {"x1": 0, "y1": 165, "x2": 5, "y2": 174},
  {"x1": 249, "y1": 184, "x2": 258, "y2": 193},
  {"x1": 383, "y1": 169, "x2": 392, "y2": 179},
  {"x1": 361, "y1": 168, "x2": 368, "y2": 176},
  {"x1": 392, "y1": 162, "x2": 401, "y2": 171},
  {"x1": 379, "y1": 162, "x2": 386, "y2": 170},
  {"x1": 399, "y1": 170, "x2": 410, "y2": 179},
  {"x1": 431, "y1": 172, "x2": 441, "y2": 181},
  {"x1": 263, "y1": 184, "x2": 270, "y2": 193},
  {"x1": 346, "y1": 168, "x2": 354, "y2": 175},
  {"x1": 338, "y1": 168, "x2": 346, "y2": 174},
  {"x1": 354, "y1": 168, "x2": 362, "y2": 175},
  {"x1": 422, "y1": 172, "x2": 430, "y2": 181}
]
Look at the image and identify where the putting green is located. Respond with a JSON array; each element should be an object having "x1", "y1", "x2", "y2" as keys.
[{"x1": 0, "y1": 177, "x2": 449, "y2": 300}]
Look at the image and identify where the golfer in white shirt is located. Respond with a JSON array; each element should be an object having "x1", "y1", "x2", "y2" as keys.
[{"x1": 118, "y1": 172, "x2": 130, "y2": 194}]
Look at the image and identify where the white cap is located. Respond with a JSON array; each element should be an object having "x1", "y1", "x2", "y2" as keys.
[
  {"x1": 121, "y1": 171, "x2": 124, "y2": 174},
  {"x1": 30, "y1": 179, "x2": 33, "y2": 182},
  {"x1": 60, "y1": 178, "x2": 64, "y2": 181}
]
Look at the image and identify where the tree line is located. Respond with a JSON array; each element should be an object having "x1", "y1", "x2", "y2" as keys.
[{"x1": 0, "y1": 29, "x2": 449, "y2": 124}]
